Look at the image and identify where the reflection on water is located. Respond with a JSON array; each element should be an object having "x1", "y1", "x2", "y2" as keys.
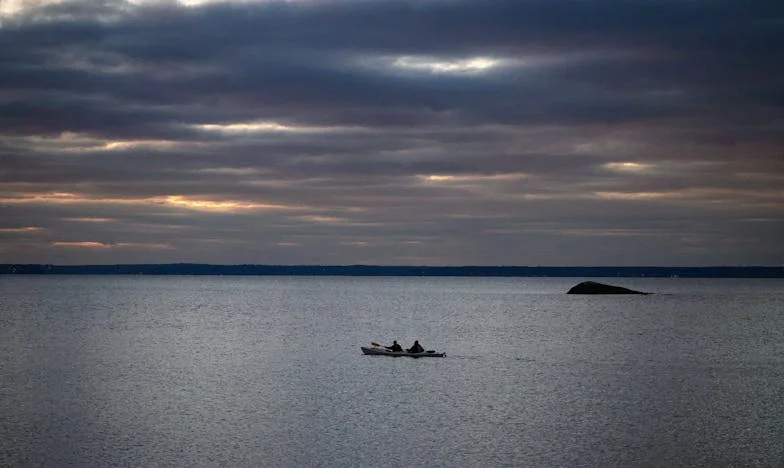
[{"x1": 1, "y1": 276, "x2": 783, "y2": 466}]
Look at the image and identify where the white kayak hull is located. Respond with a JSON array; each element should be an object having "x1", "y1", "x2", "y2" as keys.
[{"x1": 361, "y1": 346, "x2": 445, "y2": 358}]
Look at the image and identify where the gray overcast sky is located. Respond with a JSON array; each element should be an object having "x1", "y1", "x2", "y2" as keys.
[{"x1": 1, "y1": 0, "x2": 782, "y2": 266}]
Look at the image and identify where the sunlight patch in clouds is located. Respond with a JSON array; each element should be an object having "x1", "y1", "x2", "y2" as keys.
[
  {"x1": 62, "y1": 217, "x2": 114, "y2": 223},
  {"x1": 0, "y1": 192, "x2": 299, "y2": 214},
  {"x1": 162, "y1": 196, "x2": 294, "y2": 212},
  {"x1": 1, "y1": 0, "x2": 304, "y2": 26},
  {"x1": 419, "y1": 173, "x2": 529, "y2": 184},
  {"x1": 0, "y1": 0, "x2": 28, "y2": 17},
  {"x1": 0, "y1": 192, "x2": 142, "y2": 206},
  {"x1": 21, "y1": 133, "x2": 195, "y2": 153},
  {"x1": 0, "y1": 226, "x2": 43, "y2": 233},
  {"x1": 594, "y1": 188, "x2": 784, "y2": 206},
  {"x1": 51, "y1": 241, "x2": 172, "y2": 249},
  {"x1": 195, "y1": 120, "x2": 358, "y2": 135},
  {"x1": 294, "y1": 215, "x2": 346, "y2": 224},
  {"x1": 0, "y1": 0, "x2": 78, "y2": 18},
  {"x1": 391, "y1": 56, "x2": 505, "y2": 74},
  {"x1": 604, "y1": 162, "x2": 654, "y2": 173},
  {"x1": 197, "y1": 167, "x2": 262, "y2": 176},
  {"x1": 0, "y1": 0, "x2": 282, "y2": 17},
  {"x1": 595, "y1": 191, "x2": 673, "y2": 200},
  {"x1": 51, "y1": 241, "x2": 109, "y2": 249},
  {"x1": 21, "y1": 132, "x2": 100, "y2": 152},
  {"x1": 1, "y1": 0, "x2": 132, "y2": 24},
  {"x1": 423, "y1": 175, "x2": 456, "y2": 182},
  {"x1": 102, "y1": 140, "x2": 182, "y2": 151}
]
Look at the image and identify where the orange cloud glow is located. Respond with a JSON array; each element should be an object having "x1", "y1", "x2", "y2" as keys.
[
  {"x1": 0, "y1": 227, "x2": 43, "y2": 233},
  {"x1": 50, "y1": 241, "x2": 172, "y2": 250},
  {"x1": 0, "y1": 192, "x2": 301, "y2": 213}
]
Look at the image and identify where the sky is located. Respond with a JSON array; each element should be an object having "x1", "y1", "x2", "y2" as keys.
[{"x1": 1, "y1": 0, "x2": 782, "y2": 266}]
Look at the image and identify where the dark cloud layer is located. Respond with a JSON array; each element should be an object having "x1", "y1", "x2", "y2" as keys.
[{"x1": 1, "y1": 0, "x2": 782, "y2": 265}]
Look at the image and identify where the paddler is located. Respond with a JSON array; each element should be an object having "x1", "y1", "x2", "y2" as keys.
[
  {"x1": 385, "y1": 340, "x2": 403, "y2": 352},
  {"x1": 407, "y1": 340, "x2": 424, "y2": 353}
]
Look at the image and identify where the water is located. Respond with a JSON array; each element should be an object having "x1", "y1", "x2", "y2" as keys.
[{"x1": 1, "y1": 276, "x2": 783, "y2": 467}]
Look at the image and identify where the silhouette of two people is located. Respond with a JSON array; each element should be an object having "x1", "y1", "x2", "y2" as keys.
[{"x1": 385, "y1": 340, "x2": 424, "y2": 353}]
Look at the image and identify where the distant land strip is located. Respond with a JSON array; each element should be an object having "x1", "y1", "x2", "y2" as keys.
[{"x1": 1, "y1": 264, "x2": 782, "y2": 278}]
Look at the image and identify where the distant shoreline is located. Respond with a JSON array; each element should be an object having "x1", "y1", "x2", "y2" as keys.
[{"x1": 1, "y1": 264, "x2": 782, "y2": 278}]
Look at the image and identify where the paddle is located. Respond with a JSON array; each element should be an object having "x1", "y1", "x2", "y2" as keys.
[{"x1": 371, "y1": 341, "x2": 382, "y2": 347}]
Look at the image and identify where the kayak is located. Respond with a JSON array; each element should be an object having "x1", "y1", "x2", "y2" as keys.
[{"x1": 361, "y1": 346, "x2": 446, "y2": 358}]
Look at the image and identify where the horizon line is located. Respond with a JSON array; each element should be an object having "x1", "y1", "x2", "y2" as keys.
[{"x1": 2, "y1": 263, "x2": 783, "y2": 268}]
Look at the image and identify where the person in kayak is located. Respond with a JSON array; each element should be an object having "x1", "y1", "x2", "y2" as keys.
[
  {"x1": 407, "y1": 340, "x2": 424, "y2": 353},
  {"x1": 385, "y1": 340, "x2": 403, "y2": 352}
]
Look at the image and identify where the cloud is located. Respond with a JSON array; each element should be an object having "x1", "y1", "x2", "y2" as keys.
[{"x1": 1, "y1": 0, "x2": 782, "y2": 265}]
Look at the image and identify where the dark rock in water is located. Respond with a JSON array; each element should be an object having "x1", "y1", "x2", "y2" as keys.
[{"x1": 567, "y1": 281, "x2": 650, "y2": 295}]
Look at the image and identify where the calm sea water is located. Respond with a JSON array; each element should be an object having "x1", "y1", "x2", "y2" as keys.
[{"x1": 1, "y1": 276, "x2": 783, "y2": 467}]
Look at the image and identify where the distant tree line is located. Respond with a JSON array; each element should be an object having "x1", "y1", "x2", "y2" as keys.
[{"x1": 1, "y1": 264, "x2": 782, "y2": 277}]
